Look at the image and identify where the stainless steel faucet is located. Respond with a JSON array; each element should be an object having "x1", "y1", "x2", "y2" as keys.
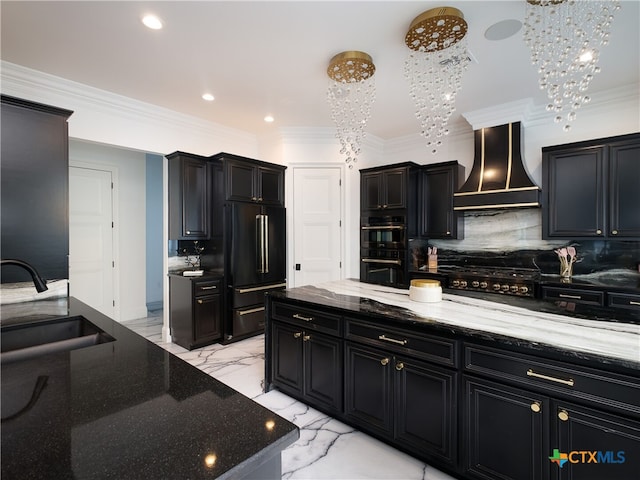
[{"x1": 1, "y1": 259, "x2": 48, "y2": 292}]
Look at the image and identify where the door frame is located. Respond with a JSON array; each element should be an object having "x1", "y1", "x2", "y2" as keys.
[
  {"x1": 286, "y1": 163, "x2": 346, "y2": 287},
  {"x1": 69, "y1": 160, "x2": 120, "y2": 321}
]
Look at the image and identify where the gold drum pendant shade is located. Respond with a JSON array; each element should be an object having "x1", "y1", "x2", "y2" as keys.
[
  {"x1": 327, "y1": 51, "x2": 376, "y2": 83},
  {"x1": 405, "y1": 7, "x2": 468, "y2": 52}
]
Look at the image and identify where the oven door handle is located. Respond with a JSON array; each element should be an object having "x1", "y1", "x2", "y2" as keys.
[
  {"x1": 361, "y1": 258, "x2": 402, "y2": 265},
  {"x1": 361, "y1": 225, "x2": 405, "y2": 230}
]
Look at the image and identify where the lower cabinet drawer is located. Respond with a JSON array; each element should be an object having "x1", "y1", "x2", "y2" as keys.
[
  {"x1": 272, "y1": 301, "x2": 342, "y2": 335},
  {"x1": 346, "y1": 318, "x2": 457, "y2": 367},
  {"x1": 608, "y1": 292, "x2": 640, "y2": 311},
  {"x1": 541, "y1": 286, "x2": 605, "y2": 306},
  {"x1": 464, "y1": 344, "x2": 640, "y2": 416},
  {"x1": 232, "y1": 306, "x2": 266, "y2": 337},
  {"x1": 233, "y1": 282, "x2": 287, "y2": 308}
]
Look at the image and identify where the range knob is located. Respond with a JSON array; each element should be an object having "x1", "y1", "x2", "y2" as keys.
[
  {"x1": 501, "y1": 284, "x2": 510, "y2": 292},
  {"x1": 460, "y1": 280, "x2": 468, "y2": 288},
  {"x1": 471, "y1": 281, "x2": 480, "y2": 288},
  {"x1": 451, "y1": 280, "x2": 460, "y2": 287},
  {"x1": 493, "y1": 283, "x2": 501, "y2": 291},
  {"x1": 510, "y1": 285, "x2": 519, "y2": 293},
  {"x1": 480, "y1": 281, "x2": 488, "y2": 289},
  {"x1": 520, "y1": 286, "x2": 529, "y2": 294}
]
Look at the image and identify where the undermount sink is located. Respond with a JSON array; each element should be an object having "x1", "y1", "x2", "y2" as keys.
[{"x1": 1, "y1": 315, "x2": 115, "y2": 364}]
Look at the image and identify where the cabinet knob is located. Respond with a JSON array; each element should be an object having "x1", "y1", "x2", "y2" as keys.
[
  {"x1": 303, "y1": 335, "x2": 310, "y2": 342},
  {"x1": 611, "y1": 230, "x2": 618, "y2": 235},
  {"x1": 530, "y1": 401, "x2": 542, "y2": 413},
  {"x1": 258, "y1": 197, "x2": 263, "y2": 202},
  {"x1": 186, "y1": 230, "x2": 191, "y2": 234},
  {"x1": 197, "y1": 299, "x2": 203, "y2": 304},
  {"x1": 395, "y1": 362, "x2": 404, "y2": 371},
  {"x1": 380, "y1": 357, "x2": 389, "y2": 366},
  {"x1": 252, "y1": 196, "x2": 257, "y2": 201},
  {"x1": 293, "y1": 332, "x2": 302, "y2": 338},
  {"x1": 446, "y1": 231, "x2": 451, "y2": 235},
  {"x1": 596, "y1": 229, "x2": 602, "y2": 234},
  {"x1": 558, "y1": 410, "x2": 569, "y2": 422}
]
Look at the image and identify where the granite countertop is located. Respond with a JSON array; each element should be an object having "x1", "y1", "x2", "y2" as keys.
[
  {"x1": 270, "y1": 279, "x2": 640, "y2": 372},
  {"x1": 1, "y1": 297, "x2": 298, "y2": 479}
]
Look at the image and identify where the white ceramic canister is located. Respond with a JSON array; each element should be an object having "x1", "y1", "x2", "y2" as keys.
[{"x1": 409, "y1": 279, "x2": 442, "y2": 303}]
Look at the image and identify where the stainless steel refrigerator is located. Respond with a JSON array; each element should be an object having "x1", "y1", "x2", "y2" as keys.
[{"x1": 224, "y1": 202, "x2": 286, "y2": 342}]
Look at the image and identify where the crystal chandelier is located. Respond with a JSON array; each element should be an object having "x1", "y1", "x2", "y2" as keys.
[
  {"x1": 327, "y1": 51, "x2": 376, "y2": 168},
  {"x1": 404, "y1": 7, "x2": 470, "y2": 155},
  {"x1": 523, "y1": 0, "x2": 620, "y2": 132}
]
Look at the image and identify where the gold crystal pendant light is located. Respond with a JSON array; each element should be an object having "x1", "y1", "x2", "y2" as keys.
[
  {"x1": 404, "y1": 7, "x2": 470, "y2": 155},
  {"x1": 523, "y1": 0, "x2": 620, "y2": 132},
  {"x1": 327, "y1": 51, "x2": 376, "y2": 168}
]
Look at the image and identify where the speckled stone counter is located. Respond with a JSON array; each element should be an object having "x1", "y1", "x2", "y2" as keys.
[
  {"x1": 1, "y1": 298, "x2": 298, "y2": 479},
  {"x1": 268, "y1": 279, "x2": 640, "y2": 372}
]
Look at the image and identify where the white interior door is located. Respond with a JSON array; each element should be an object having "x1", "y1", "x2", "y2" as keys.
[
  {"x1": 292, "y1": 167, "x2": 342, "y2": 287},
  {"x1": 69, "y1": 166, "x2": 115, "y2": 318}
]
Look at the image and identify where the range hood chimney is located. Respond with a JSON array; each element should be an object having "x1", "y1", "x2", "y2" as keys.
[{"x1": 453, "y1": 122, "x2": 540, "y2": 211}]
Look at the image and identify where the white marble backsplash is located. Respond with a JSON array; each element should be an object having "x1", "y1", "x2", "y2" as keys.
[{"x1": 0, "y1": 279, "x2": 68, "y2": 305}]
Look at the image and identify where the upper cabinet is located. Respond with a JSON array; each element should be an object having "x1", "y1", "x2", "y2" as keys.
[
  {"x1": 167, "y1": 151, "x2": 211, "y2": 240},
  {"x1": 420, "y1": 161, "x2": 464, "y2": 239},
  {"x1": 214, "y1": 153, "x2": 285, "y2": 206},
  {"x1": 542, "y1": 133, "x2": 640, "y2": 239},
  {"x1": 360, "y1": 163, "x2": 418, "y2": 211}
]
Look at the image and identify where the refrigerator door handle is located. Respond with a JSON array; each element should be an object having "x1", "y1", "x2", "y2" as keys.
[
  {"x1": 264, "y1": 214, "x2": 269, "y2": 274},
  {"x1": 256, "y1": 214, "x2": 263, "y2": 274}
]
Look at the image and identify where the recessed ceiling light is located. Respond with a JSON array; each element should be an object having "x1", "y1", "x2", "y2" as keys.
[
  {"x1": 264, "y1": 115, "x2": 275, "y2": 123},
  {"x1": 484, "y1": 19, "x2": 522, "y2": 41},
  {"x1": 202, "y1": 93, "x2": 215, "y2": 101},
  {"x1": 142, "y1": 15, "x2": 163, "y2": 30}
]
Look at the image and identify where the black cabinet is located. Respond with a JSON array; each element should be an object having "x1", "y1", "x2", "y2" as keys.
[
  {"x1": 542, "y1": 133, "x2": 640, "y2": 239},
  {"x1": 270, "y1": 302, "x2": 343, "y2": 414},
  {"x1": 1, "y1": 95, "x2": 73, "y2": 283},
  {"x1": 420, "y1": 161, "x2": 464, "y2": 239},
  {"x1": 167, "y1": 152, "x2": 211, "y2": 240},
  {"x1": 216, "y1": 154, "x2": 285, "y2": 206},
  {"x1": 169, "y1": 275, "x2": 222, "y2": 349},
  {"x1": 360, "y1": 163, "x2": 418, "y2": 211}
]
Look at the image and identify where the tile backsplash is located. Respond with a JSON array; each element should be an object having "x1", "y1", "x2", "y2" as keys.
[{"x1": 412, "y1": 209, "x2": 640, "y2": 275}]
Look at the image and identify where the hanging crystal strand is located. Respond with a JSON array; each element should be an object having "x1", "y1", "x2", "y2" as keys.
[{"x1": 524, "y1": 0, "x2": 620, "y2": 131}]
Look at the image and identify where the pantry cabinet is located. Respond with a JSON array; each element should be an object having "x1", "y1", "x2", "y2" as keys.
[
  {"x1": 419, "y1": 161, "x2": 464, "y2": 239},
  {"x1": 542, "y1": 132, "x2": 640, "y2": 239}
]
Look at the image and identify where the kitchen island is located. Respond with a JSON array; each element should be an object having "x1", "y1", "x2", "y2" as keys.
[
  {"x1": 265, "y1": 279, "x2": 639, "y2": 480},
  {"x1": 1, "y1": 297, "x2": 298, "y2": 479}
]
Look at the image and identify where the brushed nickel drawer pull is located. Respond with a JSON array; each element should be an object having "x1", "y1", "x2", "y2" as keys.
[
  {"x1": 238, "y1": 306, "x2": 265, "y2": 316},
  {"x1": 527, "y1": 369, "x2": 574, "y2": 387},
  {"x1": 199, "y1": 285, "x2": 218, "y2": 290},
  {"x1": 378, "y1": 334, "x2": 408, "y2": 346},
  {"x1": 293, "y1": 313, "x2": 313, "y2": 322},
  {"x1": 236, "y1": 282, "x2": 287, "y2": 294},
  {"x1": 559, "y1": 293, "x2": 582, "y2": 300}
]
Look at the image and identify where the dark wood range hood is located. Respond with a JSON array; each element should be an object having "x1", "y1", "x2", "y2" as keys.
[{"x1": 453, "y1": 122, "x2": 541, "y2": 211}]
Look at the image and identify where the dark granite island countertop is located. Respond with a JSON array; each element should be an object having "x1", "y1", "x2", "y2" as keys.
[{"x1": 1, "y1": 297, "x2": 298, "y2": 479}]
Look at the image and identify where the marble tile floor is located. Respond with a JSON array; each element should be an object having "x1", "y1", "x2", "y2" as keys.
[{"x1": 123, "y1": 312, "x2": 457, "y2": 480}]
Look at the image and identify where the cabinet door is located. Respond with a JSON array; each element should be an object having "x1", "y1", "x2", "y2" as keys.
[
  {"x1": 464, "y1": 377, "x2": 547, "y2": 480},
  {"x1": 609, "y1": 140, "x2": 640, "y2": 238},
  {"x1": 344, "y1": 342, "x2": 393, "y2": 436},
  {"x1": 361, "y1": 171, "x2": 383, "y2": 210},
  {"x1": 421, "y1": 166, "x2": 458, "y2": 238},
  {"x1": 543, "y1": 146, "x2": 605, "y2": 238},
  {"x1": 304, "y1": 332, "x2": 343, "y2": 414},
  {"x1": 271, "y1": 321, "x2": 304, "y2": 394},
  {"x1": 257, "y1": 166, "x2": 284, "y2": 206},
  {"x1": 182, "y1": 159, "x2": 210, "y2": 238},
  {"x1": 395, "y1": 357, "x2": 457, "y2": 466},
  {"x1": 226, "y1": 160, "x2": 256, "y2": 202},
  {"x1": 383, "y1": 169, "x2": 407, "y2": 209},
  {"x1": 193, "y1": 294, "x2": 222, "y2": 342},
  {"x1": 551, "y1": 401, "x2": 640, "y2": 480}
]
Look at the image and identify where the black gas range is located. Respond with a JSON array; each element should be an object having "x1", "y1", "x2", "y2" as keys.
[{"x1": 447, "y1": 267, "x2": 540, "y2": 298}]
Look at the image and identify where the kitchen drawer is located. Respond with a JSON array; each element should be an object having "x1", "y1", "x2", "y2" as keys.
[
  {"x1": 608, "y1": 292, "x2": 640, "y2": 311},
  {"x1": 194, "y1": 279, "x2": 221, "y2": 296},
  {"x1": 464, "y1": 344, "x2": 640, "y2": 417},
  {"x1": 541, "y1": 286, "x2": 605, "y2": 306},
  {"x1": 272, "y1": 301, "x2": 341, "y2": 336},
  {"x1": 232, "y1": 306, "x2": 266, "y2": 337},
  {"x1": 232, "y1": 282, "x2": 287, "y2": 308},
  {"x1": 345, "y1": 318, "x2": 458, "y2": 367}
]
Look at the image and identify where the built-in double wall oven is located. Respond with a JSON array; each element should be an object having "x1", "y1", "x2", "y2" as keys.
[{"x1": 360, "y1": 215, "x2": 408, "y2": 287}]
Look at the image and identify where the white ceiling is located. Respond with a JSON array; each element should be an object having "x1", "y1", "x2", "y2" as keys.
[{"x1": 1, "y1": 1, "x2": 638, "y2": 140}]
